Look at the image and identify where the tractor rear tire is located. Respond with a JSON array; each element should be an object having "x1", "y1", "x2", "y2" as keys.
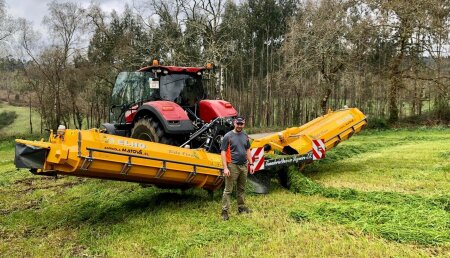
[{"x1": 131, "y1": 118, "x2": 173, "y2": 145}]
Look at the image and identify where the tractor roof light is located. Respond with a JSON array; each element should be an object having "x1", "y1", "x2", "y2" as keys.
[
  {"x1": 206, "y1": 63, "x2": 213, "y2": 70},
  {"x1": 152, "y1": 59, "x2": 159, "y2": 66}
]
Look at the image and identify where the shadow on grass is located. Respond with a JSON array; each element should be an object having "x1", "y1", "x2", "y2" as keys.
[{"x1": 37, "y1": 188, "x2": 214, "y2": 229}]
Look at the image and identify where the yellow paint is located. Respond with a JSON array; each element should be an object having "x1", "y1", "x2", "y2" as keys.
[
  {"x1": 16, "y1": 108, "x2": 366, "y2": 191},
  {"x1": 250, "y1": 108, "x2": 367, "y2": 154}
]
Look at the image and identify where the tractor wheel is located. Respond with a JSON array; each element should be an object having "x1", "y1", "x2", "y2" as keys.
[{"x1": 131, "y1": 118, "x2": 173, "y2": 145}]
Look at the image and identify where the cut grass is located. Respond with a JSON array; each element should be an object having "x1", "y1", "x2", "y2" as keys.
[
  {"x1": 304, "y1": 128, "x2": 450, "y2": 195},
  {"x1": 288, "y1": 169, "x2": 449, "y2": 245},
  {"x1": 0, "y1": 128, "x2": 449, "y2": 257}
]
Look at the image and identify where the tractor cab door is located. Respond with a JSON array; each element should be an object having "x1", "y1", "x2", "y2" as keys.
[{"x1": 111, "y1": 72, "x2": 159, "y2": 123}]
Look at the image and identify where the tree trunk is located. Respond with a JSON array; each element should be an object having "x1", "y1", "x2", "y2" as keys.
[
  {"x1": 321, "y1": 88, "x2": 332, "y2": 115},
  {"x1": 29, "y1": 95, "x2": 33, "y2": 134}
]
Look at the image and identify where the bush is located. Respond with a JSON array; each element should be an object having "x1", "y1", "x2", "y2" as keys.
[
  {"x1": 367, "y1": 117, "x2": 389, "y2": 129},
  {"x1": 0, "y1": 111, "x2": 17, "y2": 130}
]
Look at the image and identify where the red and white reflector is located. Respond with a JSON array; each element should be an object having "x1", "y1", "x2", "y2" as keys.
[
  {"x1": 250, "y1": 147, "x2": 265, "y2": 172},
  {"x1": 312, "y1": 139, "x2": 326, "y2": 160}
]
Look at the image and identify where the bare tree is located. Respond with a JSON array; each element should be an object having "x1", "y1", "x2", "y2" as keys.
[{"x1": 0, "y1": 0, "x2": 20, "y2": 56}]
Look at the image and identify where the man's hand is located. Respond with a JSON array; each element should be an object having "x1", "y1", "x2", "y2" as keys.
[
  {"x1": 223, "y1": 167, "x2": 230, "y2": 177},
  {"x1": 249, "y1": 164, "x2": 255, "y2": 174}
]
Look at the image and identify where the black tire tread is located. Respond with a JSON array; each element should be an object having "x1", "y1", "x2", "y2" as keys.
[{"x1": 131, "y1": 117, "x2": 175, "y2": 145}]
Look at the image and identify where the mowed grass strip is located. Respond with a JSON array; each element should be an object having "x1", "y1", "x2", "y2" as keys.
[
  {"x1": 288, "y1": 169, "x2": 449, "y2": 245},
  {"x1": 1, "y1": 128, "x2": 449, "y2": 256},
  {"x1": 306, "y1": 128, "x2": 450, "y2": 195},
  {"x1": 288, "y1": 128, "x2": 450, "y2": 247}
]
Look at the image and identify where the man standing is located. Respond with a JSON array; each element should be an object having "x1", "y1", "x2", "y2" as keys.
[{"x1": 220, "y1": 116, "x2": 255, "y2": 221}]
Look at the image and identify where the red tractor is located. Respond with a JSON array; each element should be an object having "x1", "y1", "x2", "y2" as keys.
[{"x1": 102, "y1": 61, "x2": 238, "y2": 153}]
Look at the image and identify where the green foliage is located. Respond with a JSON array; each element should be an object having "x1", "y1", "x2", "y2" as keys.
[
  {"x1": 367, "y1": 117, "x2": 389, "y2": 129},
  {"x1": 0, "y1": 111, "x2": 17, "y2": 130},
  {"x1": 432, "y1": 101, "x2": 450, "y2": 122}
]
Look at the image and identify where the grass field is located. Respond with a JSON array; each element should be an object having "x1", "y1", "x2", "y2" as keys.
[
  {"x1": 0, "y1": 102, "x2": 41, "y2": 136},
  {"x1": 0, "y1": 127, "x2": 449, "y2": 257}
]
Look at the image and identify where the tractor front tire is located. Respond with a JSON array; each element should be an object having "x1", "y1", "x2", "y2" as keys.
[{"x1": 131, "y1": 118, "x2": 173, "y2": 144}]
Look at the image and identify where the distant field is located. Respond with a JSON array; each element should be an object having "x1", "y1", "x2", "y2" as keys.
[
  {"x1": 0, "y1": 102, "x2": 41, "y2": 136},
  {"x1": 0, "y1": 128, "x2": 449, "y2": 257}
]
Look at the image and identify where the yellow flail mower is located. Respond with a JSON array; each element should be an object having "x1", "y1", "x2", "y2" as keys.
[{"x1": 15, "y1": 107, "x2": 366, "y2": 194}]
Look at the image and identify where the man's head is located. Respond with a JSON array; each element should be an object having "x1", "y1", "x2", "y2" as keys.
[{"x1": 233, "y1": 116, "x2": 246, "y2": 132}]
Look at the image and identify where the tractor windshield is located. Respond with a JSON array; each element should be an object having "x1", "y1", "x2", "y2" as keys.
[
  {"x1": 111, "y1": 72, "x2": 157, "y2": 107},
  {"x1": 159, "y1": 73, "x2": 205, "y2": 106},
  {"x1": 112, "y1": 71, "x2": 205, "y2": 106}
]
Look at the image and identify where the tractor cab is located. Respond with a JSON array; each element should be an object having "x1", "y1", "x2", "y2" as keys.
[
  {"x1": 105, "y1": 62, "x2": 237, "y2": 152},
  {"x1": 111, "y1": 65, "x2": 207, "y2": 124}
]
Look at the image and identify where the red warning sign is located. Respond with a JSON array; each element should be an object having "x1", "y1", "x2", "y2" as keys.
[{"x1": 312, "y1": 139, "x2": 326, "y2": 160}]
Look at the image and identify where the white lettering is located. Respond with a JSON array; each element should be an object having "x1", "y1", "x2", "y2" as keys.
[{"x1": 117, "y1": 139, "x2": 146, "y2": 149}]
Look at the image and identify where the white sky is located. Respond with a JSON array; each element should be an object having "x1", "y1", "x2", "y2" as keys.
[
  {"x1": 3, "y1": 0, "x2": 133, "y2": 57},
  {"x1": 5, "y1": 0, "x2": 132, "y2": 35}
]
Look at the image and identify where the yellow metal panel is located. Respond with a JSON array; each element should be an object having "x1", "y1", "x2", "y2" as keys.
[
  {"x1": 251, "y1": 108, "x2": 367, "y2": 154},
  {"x1": 16, "y1": 107, "x2": 366, "y2": 191}
]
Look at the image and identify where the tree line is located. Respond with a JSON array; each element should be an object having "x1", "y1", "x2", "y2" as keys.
[{"x1": 0, "y1": 0, "x2": 449, "y2": 132}]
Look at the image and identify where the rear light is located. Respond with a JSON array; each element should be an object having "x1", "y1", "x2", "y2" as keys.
[{"x1": 162, "y1": 106, "x2": 174, "y2": 111}]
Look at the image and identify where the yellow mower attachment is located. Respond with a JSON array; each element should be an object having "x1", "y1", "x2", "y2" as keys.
[
  {"x1": 15, "y1": 129, "x2": 224, "y2": 191},
  {"x1": 15, "y1": 108, "x2": 367, "y2": 193},
  {"x1": 250, "y1": 107, "x2": 367, "y2": 155}
]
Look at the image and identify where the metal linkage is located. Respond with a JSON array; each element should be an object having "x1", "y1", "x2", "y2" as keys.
[
  {"x1": 185, "y1": 165, "x2": 197, "y2": 183},
  {"x1": 120, "y1": 156, "x2": 133, "y2": 175},
  {"x1": 80, "y1": 149, "x2": 93, "y2": 171},
  {"x1": 156, "y1": 161, "x2": 167, "y2": 178},
  {"x1": 77, "y1": 131, "x2": 82, "y2": 157},
  {"x1": 213, "y1": 169, "x2": 224, "y2": 185}
]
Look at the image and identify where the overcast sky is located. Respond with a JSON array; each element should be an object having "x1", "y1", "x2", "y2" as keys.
[
  {"x1": 5, "y1": 0, "x2": 132, "y2": 32},
  {"x1": 3, "y1": 0, "x2": 134, "y2": 57}
]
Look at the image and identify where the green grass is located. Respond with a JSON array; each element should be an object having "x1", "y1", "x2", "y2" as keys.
[
  {"x1": 288, "y1": 170, "x2": 449, "y2": 245},
  {"x1": 0, "y1": 128, "x2": 449, "y2": 257},
  {"x1": 0, "y1": 102, "x2": 41, "y2": 136}
]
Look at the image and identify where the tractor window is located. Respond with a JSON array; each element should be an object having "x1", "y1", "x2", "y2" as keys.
[
  {"x1": 160, "y1": 74, "x2": 205, "y2": 106},
  {"x1": 112, "y1": 72, "x2": 158, "y2": 106}
]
